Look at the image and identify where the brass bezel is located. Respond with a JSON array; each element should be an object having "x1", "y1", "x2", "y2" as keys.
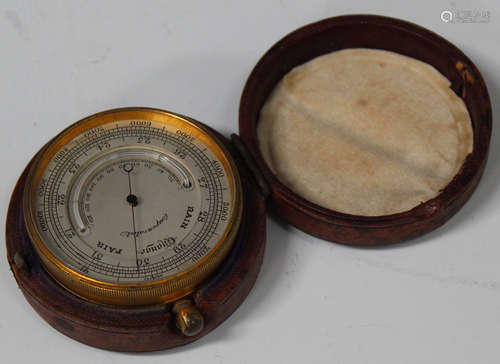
[{"x1": 23, "y1": 107, "x2": 243, "y2": 306}]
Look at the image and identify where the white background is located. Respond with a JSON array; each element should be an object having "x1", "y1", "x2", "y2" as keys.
[{"x1": 1, "y1": 1, "x2": 499, "y2": 363}]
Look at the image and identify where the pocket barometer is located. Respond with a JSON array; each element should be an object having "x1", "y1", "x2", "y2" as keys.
[{"x1": 7, "y1": 107, "x2": 267, "y2": 351}]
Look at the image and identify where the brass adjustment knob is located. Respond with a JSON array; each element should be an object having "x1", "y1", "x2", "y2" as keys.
[{"x1": 172, "y1": 299, "x2": 204, "y2": 337}]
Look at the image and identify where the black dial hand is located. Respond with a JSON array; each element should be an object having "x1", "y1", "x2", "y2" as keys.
[{"x1": 124, "y1": 163, "x2": 139, "y2": 270}]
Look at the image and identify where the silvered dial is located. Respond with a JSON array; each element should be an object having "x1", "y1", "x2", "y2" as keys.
[{"x1": 24, "y1": 108, "x2": 242, "y2": 304}]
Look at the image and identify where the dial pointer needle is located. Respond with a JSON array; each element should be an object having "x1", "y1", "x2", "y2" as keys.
[{"x1": 124, "y1": 164, "x2": 139, "y2": 271}]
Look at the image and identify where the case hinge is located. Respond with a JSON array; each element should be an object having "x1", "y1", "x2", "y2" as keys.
[{"x1": 230, "y1": 134, "x2": 270, "y2": 199}]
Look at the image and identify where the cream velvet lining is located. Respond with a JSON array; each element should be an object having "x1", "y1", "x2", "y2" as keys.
[{"x1": 257, "y1": 48, "x2": 473, "y2": 216}]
